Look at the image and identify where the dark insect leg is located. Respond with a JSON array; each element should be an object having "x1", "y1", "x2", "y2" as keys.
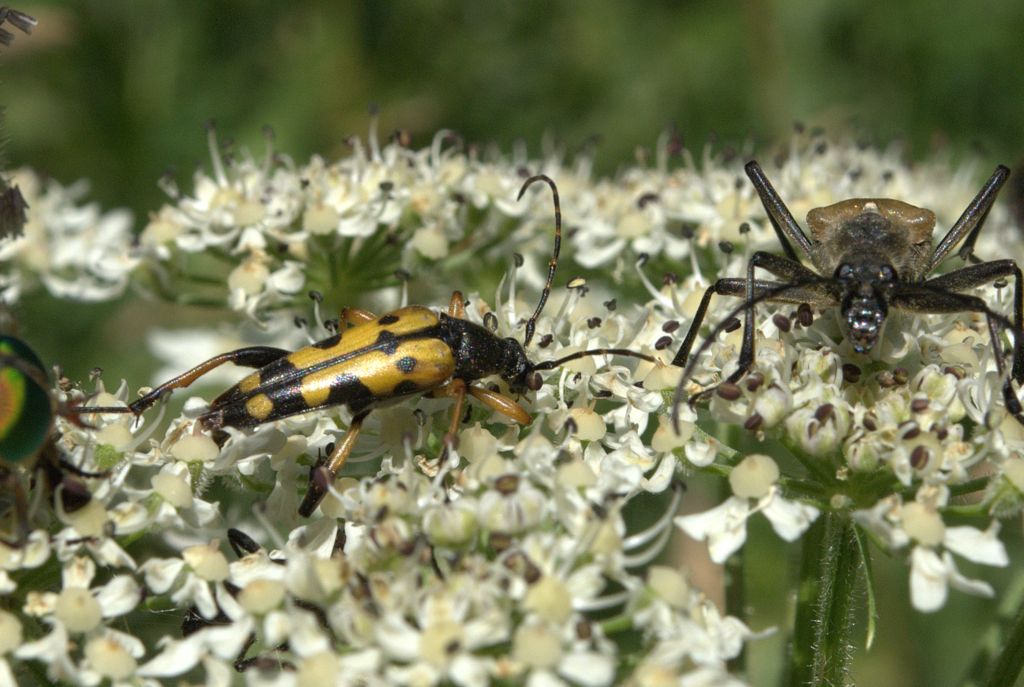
[
  {"x1": 227, "y1": 527, "x2": 263, "y2": 558},
  {"x1": 892, "y1": 285, "x2": 1023, "y2": 425},
  {"x1": 84, "y1": 346, "x2": 292, "y2": 416},
  {"x1": 927, "y1": 166, "x2": 1009, "y2": 271},
  {"x1": 924, "y1": 259, "x2": 1024, "y2": 381},
  {"x1": 744, "y1": 161, "x2": 815, "y2": 262},
  {"x1": 298, "y1": 411, "x2": 369, "y2": 517},
  {"x1": 669, "y1": 277, "x2": 835, "y2": 431}
]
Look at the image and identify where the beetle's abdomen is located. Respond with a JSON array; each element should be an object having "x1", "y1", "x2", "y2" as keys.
[{"x1": 202, "y1": 306, "x2": 457, "y2": 429}]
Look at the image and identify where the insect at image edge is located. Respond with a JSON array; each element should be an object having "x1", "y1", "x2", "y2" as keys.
[
  {"x1": 0, "y1": 334, "x2": 108, "y2": 547},
  {"x1": 88, "y1": 174, "x2": 662, "y2": 517},
  {"x1": 670, "y1": 159, "x2": 1022, "y2": 433}
]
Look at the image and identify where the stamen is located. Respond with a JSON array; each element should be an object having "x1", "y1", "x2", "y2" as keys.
[
  {"x1": 634, "y1": 255, "x2": 672, "y2": 308},
  {"x1": 204, "y1": 121, "x2": 228, "y2": 187}
]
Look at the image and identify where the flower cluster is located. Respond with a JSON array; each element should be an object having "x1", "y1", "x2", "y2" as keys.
[
  {"x1": 0, "y1": 168, "x2": 137, "y2": 304},
  {"x1": 4, "y1": 124, "x2": 1024, "y2": 686}
]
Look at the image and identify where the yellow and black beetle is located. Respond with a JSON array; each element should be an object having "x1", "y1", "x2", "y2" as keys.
[{"x1": 93, "y1": 175, "x2": 659, "y2": 516}]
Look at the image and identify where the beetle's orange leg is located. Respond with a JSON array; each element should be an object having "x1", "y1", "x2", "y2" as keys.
[
  {"x1": 340, "y1": 308, "x2": 376, "y2": 327},
  {"x1": 467, "y1": 385, "x2": 532, "y2": 425},
  {"x1": 428, "y1": 378, "x2": 468, "y2": 452},
  {"x1": 298, "y1": 411, "x2": 368, "y2": 517},
  {"x1": 448, "y1": 291, "x2": 466, "y2": 319}
]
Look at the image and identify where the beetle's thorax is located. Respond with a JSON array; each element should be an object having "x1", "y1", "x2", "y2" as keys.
[
  {"x1": 441, "y1": 315, "x2": 530, "y2": 387},
  {"x1": 806, "y1": 199, "x2": 935, "y2": 281}
]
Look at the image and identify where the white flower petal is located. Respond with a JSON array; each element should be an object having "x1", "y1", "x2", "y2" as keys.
[
  {"x1": 910, "y1": 547, "x2": 949, "y2": 613},
  {"x1": 761, "y1": 492, "x2": 820, "y2": 541},
  {"x1": 675, "y1": 498, "x2": 750, "y2": 564},
  {"x1": 96, "y1": 575, "x2": 142, "y2": 617},
  {"x1": 944, "y1": 523, "x2": 1008, "y2": 566},
  {"x1": 558, "y1": 651, "x2": 615, "y2": 687}
]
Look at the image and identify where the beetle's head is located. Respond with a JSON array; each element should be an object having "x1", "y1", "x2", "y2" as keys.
[
  {"x1": 499, "y1": 338, "x2": 539, "y2": 394},
  {"x1": 835, "y1": 261, "x2": 897, "y2": 353}
]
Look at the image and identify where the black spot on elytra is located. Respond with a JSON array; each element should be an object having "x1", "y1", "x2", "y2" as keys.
[
  {"x1": 378, "y1": 314, "x2": 400, "y2": 325},
  {"x1": 396, "y1": 356, "x2": 416, "y2": 373},
  {"x1": 393, "y1": 380, "x2": 420, "y2": 396},
  {"x1": 312, "y1": 333, "x2": 341, "y2": 350},
  {"x1": 376, "y1": 330, "x2": 399, "y2": 355},
  {"x1": 328, "y1": 373, "x2": 374, "y2": 413}
]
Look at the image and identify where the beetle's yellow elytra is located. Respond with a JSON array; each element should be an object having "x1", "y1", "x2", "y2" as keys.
[
  {"x1": 244, "y1": 393, "x2": 274, "y2": 421},
  {"x1": 238, "y1": 374, "x2": 261, "y2": 394}
]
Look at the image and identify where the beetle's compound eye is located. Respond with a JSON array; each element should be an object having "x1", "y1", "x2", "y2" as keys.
[
  {"x1": 526, "y1": 372, "x2": 543, "y2": 391},
  {"x1": 878, "y1": 265, "x2": 896, "y2": 282},
  {"x1": 836, "y1": 264, "x2": 855, "y2": 281}
]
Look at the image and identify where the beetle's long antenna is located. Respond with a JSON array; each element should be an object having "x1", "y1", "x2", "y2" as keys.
[
  {"x1": 518, "y1": 174, "x2": 561, "y2": 347},
  {"x1": 533, "y1": 348, "x2": 659, "y2": 371}
]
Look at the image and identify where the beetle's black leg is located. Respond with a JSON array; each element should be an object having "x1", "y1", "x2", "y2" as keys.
[
  {"x1": 299, "y1": 410, "x2": 369, "y2": 517},
  {"x1": 927, "y1": 166, "x2": 1009, "y2": 272},
  {"x1": 924, "y1": 259, "x2": 1024, "y2": 381},
  {"x1": 892, "y1": 284, "x2": 1024, "y2": 425},
  {"x1": 227, "y1": 527, "x2": 263, "y2": 558},
  {"x1": 669, "y1": 277, "x2": 835, "y2": 430},
  {"x1": 727, "y1": 252, "x2": 830, "y2": 387},
  {"x1": 672, "y1": 252, "x2": 824, "y2": 370},
  {"x1": 56, "y1": 456, "x2": 108, "y2": 479},
  {"x1": 672, "y1": 251, "x2": 824, "y2": 369},
  {"x1": 84, "y1": 346, "x2": 292, "y2": 416},
  {"x1": 745, "y1": 161, "x2": 815, "y2": 262}
]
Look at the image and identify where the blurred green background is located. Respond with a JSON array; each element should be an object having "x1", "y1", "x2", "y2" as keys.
[{"x1": 4, "y1": 2, "x2": 1024, "y2": 685}]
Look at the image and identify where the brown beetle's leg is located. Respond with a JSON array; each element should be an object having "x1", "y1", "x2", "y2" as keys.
[
  {"x1": 925, "y1": 259, "x2": 1024, "y2": 381},
  {"x1": 299, "y1": 411, "x2": 369, "y2": 517},
  {"x1": 672, "y1": 254, "x2": 823, "y2": 369},
  {"x1": 82, "y1": 346, "x2": 291, "y2": 417},
  {"x1": 227, "y1": 527, "x2": 264, "y2": 558},
  {"x1": 745, "y1": 161, "x2": 815, "y2": 262},
  {"x1": 669, "y1": 276, "x2": 834, "y2": 431},
  {"x1": 928, "y1": 166, "x2": 1009, "y2": 271},
  {"x1": 892, "y1": 285, "x2": 1023, "y2": 426},
  {"x1": 448, "y1": 291, "x2": 466, "y2": 319}
]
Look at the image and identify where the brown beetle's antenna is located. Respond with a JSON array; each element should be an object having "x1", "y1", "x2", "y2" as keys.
[
  {"x1": 518, "y1": 174, "x2": 561, "y2": 348},
  {"x1": 532, "y1": 348, "x2": 659, "y2": 371}
]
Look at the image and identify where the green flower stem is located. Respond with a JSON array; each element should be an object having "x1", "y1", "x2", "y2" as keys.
[
  {"x1": 980, "y1": 573, "x2": 1024, "y2": 687},
  {"x1": 725, "y1": 548, "x2": 747, "y2": 675},
  {"x1": 787, "y1": 513, "x2": 860, "y2": 687}
]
